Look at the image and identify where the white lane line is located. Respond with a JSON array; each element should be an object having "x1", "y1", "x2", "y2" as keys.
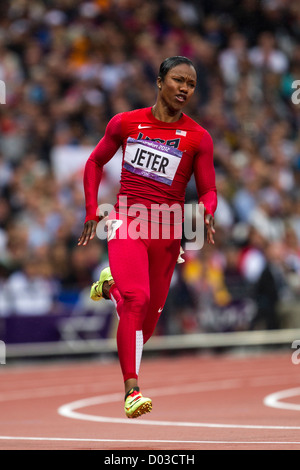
[
  {"x1": 0, "y1": 436, "x2": 300, "y2": 446},
  {"x1": 264, "y1": 387, "x2": 300, "y2": 411},
  {"x1": 58, "y1": 384, "x2": 300, "y2": 430}
]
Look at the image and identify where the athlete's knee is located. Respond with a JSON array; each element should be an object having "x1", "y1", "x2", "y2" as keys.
[{"x1": 123, "y1": 288, "x2": 150, "y2": 313}]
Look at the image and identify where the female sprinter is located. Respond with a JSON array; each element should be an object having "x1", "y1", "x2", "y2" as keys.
[{"x1": 78, "y1": 56, "x2": 217, "y2": 418}]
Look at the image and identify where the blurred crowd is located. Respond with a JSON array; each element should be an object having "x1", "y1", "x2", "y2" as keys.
[{"x1": 0, "y1": 0, "x2": 299, "y2": 335}]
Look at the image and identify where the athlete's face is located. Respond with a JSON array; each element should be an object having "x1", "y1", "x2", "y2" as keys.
[{"x1": 158, "y1": 64, "x2": 197, "y2": 112}]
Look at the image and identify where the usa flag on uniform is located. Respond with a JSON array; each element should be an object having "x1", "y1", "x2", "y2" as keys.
[{"x1": 176, "y1": 130, "x2": 187, "y2": 136}]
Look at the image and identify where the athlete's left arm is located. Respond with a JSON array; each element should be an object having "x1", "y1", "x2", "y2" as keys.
[{"x1": 193, "y1": 131, "x2": 218, "y2": 244}]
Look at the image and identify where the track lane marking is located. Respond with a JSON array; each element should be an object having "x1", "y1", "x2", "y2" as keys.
[
  {"x1": 58, "y1": 382, "x2": 300, "y2": 430},
  {"x1": 264, "y1": 387, "x2": 300, "y2": 411},
  {"x1": 0, "y1": 436, "x2": 300, "y2": 445}
]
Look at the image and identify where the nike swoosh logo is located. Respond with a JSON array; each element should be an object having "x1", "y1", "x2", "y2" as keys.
[{"x1": 138, "y1": 125, "x2": 152, "y2": 129}]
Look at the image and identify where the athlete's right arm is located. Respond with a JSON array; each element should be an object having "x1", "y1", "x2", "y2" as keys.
[{"x1": 78, "y1": 113, "x2": 123, "y2": 246}]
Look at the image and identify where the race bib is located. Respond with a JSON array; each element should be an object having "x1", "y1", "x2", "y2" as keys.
[{"x1": 123, "y1": 138, "x2": 182, "y2": 186}]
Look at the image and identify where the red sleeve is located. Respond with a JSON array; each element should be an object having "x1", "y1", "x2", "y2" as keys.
[
  {"x1": 193, "y1": 130, "x2": 218, "y2": 217},
  {"x1": 84, "y1": 113, "x2": 123, "y2": 223}
]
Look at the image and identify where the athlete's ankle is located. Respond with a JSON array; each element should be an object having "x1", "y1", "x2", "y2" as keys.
[{"x1": 125, "y1": 378, "x2": 139, "y2": 397}]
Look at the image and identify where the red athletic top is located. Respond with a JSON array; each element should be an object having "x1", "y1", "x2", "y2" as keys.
[{"x1": 84, "y1": 107, "x2": 217, "y2": 224}]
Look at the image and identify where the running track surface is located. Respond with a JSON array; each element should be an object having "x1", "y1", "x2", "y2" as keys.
[{"x1": 1, "y1": 351, "x2": 300, "y2": 450}]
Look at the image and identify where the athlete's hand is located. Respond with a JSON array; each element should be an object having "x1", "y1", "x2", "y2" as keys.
[
  {"x1": 78, "y1": 220, "x2": 98, "y2": 246},
  {"x1": 205, "y1": 214, "x2": 216, "y2": 245}
]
